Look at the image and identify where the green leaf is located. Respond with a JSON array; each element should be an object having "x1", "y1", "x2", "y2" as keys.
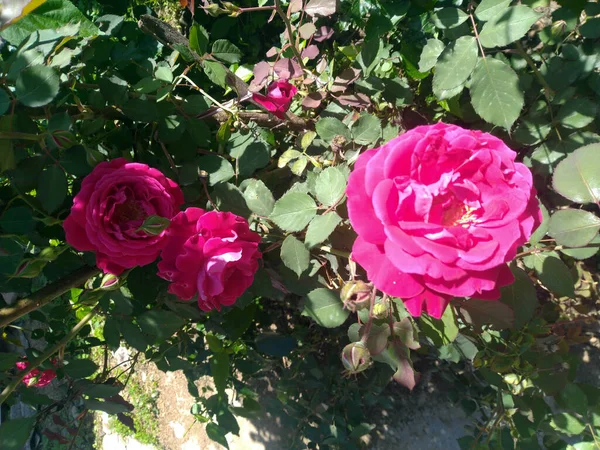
[
  {"x1": 64, "y1": 359, "x2": 99, "y2": 379},
  {"x1": 559, "y1": 383, "x2": 588, "y2": 415},
  {"x1": 549, "y1": 412, "x2": 585, "y2": 436},
  {"x1": 420, "y1": 306, "x2": 459, "y2": 346},
  {"x1": 270, "y1": 192, "x2": 317, "y2": 232},
  {"x1": 203, "y1": 60, "x2": 228, "y2": 88},
  {"x1": 206, "y1": 423, "x2": 229, "y2": 449},
  {"x1": 281, "y1": 235, "x2": 310, "y2": 277},
  {"x1": 0, "y1": 0, "x2": 99, "y2": 46},
  {"x1": 500, "y1": 266, "x2": 537, "y2": 328},
  {"x1": 560, "y1": 235, "x2": 600, "y2": 259},
  {"x1": 529, "y1": 202, "x2": 549, "y2": 246},
  {"x1": 315, "y1": 117, "x2": 351, "y2": 143},
  {"x1": 0, "y1": 353, "x2": 19, "y2": 371},
  {"x1": 418, "y1": 38, "x2": 445, "y2": 72},
  {"x1": 212, "y1": 39, "x2": 242, "y2": 64},
  {"x1": 133, "y1": 77, "x2": 162, "y2": 94},
  {"x1": 0, "y1": 207, "x2": 36, "y2": 234},
  {"x1": 197, "y1": 154, "x2": 234, "y2": 186},
  {"x1": 352, "y1": 114, "x2": 382, "y2": 145},
  {"x1": 552, "y1": 144, "x2": 600, "y2": 204},
  {"x1": 15, "y1": 65, "x2": 60, "y2": 107},
  {"x1": 475, "y1": 0, "x2": 511, "y2": 21},
  {"x1": 138, "y1": 310, "x2": 185, "y2": 342},
  {"x1": 469, "y1": 58, "x2": 524, "y2": 129},
  {"x1": 0, "y1": 417, "x2": 36, "y2": 450},
  {"x1": 189, "y1": 23, "x2": 209, "y2": 55},
  {"x1": 103, "y1": 317, "x2": 120, "y2": 350},
  {"x1": 305, "y1": 212, "x2": 342, "y2": 248},
  {"x1": 523, "y1": 251, "x2": 575, "y2": 297},
  {"x1": 548, "y1": 209, "x2": 600, "y2": 247},
  {"x1": 159, "y1": 115, "x2": 186, "y2": 143},
  {"x1": 315, "y1": 167, "x2": 346, "y2": 207},
  {"x1": 243, "y1": 179, "x2": 275, "y2": 216},
  {"x1": 255, "y1": 333, "x2": 297, "y2": 357},
  {"x1": 120, "y1": 321, "x2": 148, "y2": 352},
  {"x1": 302, "y1": 288, "x2": 349, "y2": 328},
  {"x1": 37, "y1": 165, "x2": 67, "y2": 213},
  {"x1": 84, "y1": 398, "x2": 131, "y2": 415},
  {"x1": 0, "y1": 89, "x2": 10, "y2": 116},
  {"x1": 433, "y1": 36, "x2": 478, "y2": 92},
  {"x1": 212, "y1": 183, "x2": 251, "y2": 217},
  {"x1": 514, "y1": 116, "x2": 552, "y2": 145},
  {"x1": 456, "y1": 299, "x2": 515, "y2": 329},
  {"x1": 210, "y1": 351, "x2": 229, "y2": 397},
  {"x1": 81, "y1": 383, "x2": 123, "y2": 399},
  {"x1": 431, "y1": 8, "x2": 469, "y2": 29},
  {"x1": 350, "y1": 423, "x2": 376, "y2": 439},
  {"x1": 479, "y1": 6, "x2": 540, "y2": 48},
  {"x1": 556, "y1": 98, "x2": 597, "y2": 129}
]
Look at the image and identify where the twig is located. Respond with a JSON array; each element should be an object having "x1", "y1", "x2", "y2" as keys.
[
  {"x1": 0, "y1": 304, "x2": 101, "y2": 405},
  {"x1": 318, "y1": 246, "x2": 351, "y2": 259},
  {"x1": 274, "y1": 0, "x2": 306, "y2": 69},
  {"x1": 67, "y1": 410, "x2": 88, "y2": 450},
  {"x1": 515, "y1": 41, "x2": 554, "y2": 100},
  {"x1": 360, "y1": 289, "x2": 377, "y2": 344},
  {"x1": 469, "y1": 12, "x2": 486, "y2": 59},
  {"x1": 0, "y1": 266, "x2": 100, "y2": 328}
]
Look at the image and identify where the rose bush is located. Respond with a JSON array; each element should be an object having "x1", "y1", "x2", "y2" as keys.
[
  {"x1": 63, "y1": 158, "x2": 184, "y2": 275},
  {"x1": 347, "y1": 123, "x2": 542, "y2": 318},
  {"x1": 252, "y1": 80, "x2": 297, "y2": 119},
  {"x1": 157, "y1": 208, "x2": 262, "y2": 311}
]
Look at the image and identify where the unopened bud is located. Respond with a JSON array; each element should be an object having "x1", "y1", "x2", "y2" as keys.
[
  {"x1": 372, "y1": 302, "x2": 388, "y2": 319},
  {"x1": 99, "y1": 273, "x2": 120, "y2": 290},
  {"x1": 222, "y1": 1, "x2": 241, "y2": 16},
  {"x1": 551, "y1": 20, "x2": 567, "y2": 38},
  {"x1": 340, "y1": 280, "x2": 371, "y2": 312},
  {"x1": 341, "y1": 342, "x2": 371, "y2": 374},
  {"x1": 203, "y1": 3, "x2": 227, "y2": 17},
  {"x1": 49, "y1": 130, "x2": 77, "y2": 149},
  {"x1": 137, "y1": 215, "x2": 170, "y2": 236},
  {"x1": 14, "y1": 259, "x2": 47, "y2": 278}
]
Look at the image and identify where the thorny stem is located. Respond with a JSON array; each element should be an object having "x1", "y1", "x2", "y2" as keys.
[
  {"x1": 67, "y1": 410, "x2": 88, "y2": 450},
  {"x1": 239, "y1": 6, "x2": 275, "y2": 13},
  {"x1": 274, "y1": 0, "x2": 306, "y2": 69},
  {"x1": 515, "y1": 41, "x2": 554, "y2": 100},
  {"x1": 469, "y1": 10, "x2": 486, "y2": 60},
  {"x1": 179, "y1": 74, "x2": 237, "y2": 116},
  {"x1": 0, "y1": 304, "x2": 101, "y2": 406},
  {"x1": 360, "y1": 289, "x2": 378, "y2": 344},
  {"x1": 516, "y1": 243, "x2": 600, "y2": 258},
  {"x1": 0, "y1": 266, "x2": 100, "y2": 328},
  {"x1": 318, "y1": 246, "x2": 351, "y2": 259},
  {"x1": 0, "y1": 131, "x2": 45, "y2": 141}
]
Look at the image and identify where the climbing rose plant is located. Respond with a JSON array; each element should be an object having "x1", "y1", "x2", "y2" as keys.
[{"x1": 0, "y1": 1, "x2": 599, "y2": 449}]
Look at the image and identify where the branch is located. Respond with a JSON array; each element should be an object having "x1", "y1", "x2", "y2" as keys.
[
  {"x1": 212, "y1": 110, "x2": 312, "y2": 130},
  {"x1": 0, "y1": 266, "x2": 100, "y2": 328},
  {"x1": 0, "y1": 303, "x2": 101, "y2": 406},
  {"x1": 274, "y1": 0, "x2": 305, "y2": 69}
]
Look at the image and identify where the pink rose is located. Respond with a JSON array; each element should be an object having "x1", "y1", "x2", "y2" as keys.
[
  {"x1": 157, "y1": 208, "x2": 262, "y2": 311},
  {"x1": 63, "y1": 158, "x2": 184, "y2": 275},
  {"x1": 16, "y1": 360, "x2": 57, "y2": 388},
  {"x1": 252, "y1": 80, "x2": 297, "y2": 119},
  {"x1": 347, "y1": 123, "x2": 542, "y2": 318}
]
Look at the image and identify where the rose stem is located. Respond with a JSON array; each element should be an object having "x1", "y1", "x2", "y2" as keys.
[{"x1": 0, "y1": 266, "x2": 100, "y2": 328}]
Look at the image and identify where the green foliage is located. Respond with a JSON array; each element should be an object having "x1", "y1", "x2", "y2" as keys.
[{"x1": 0, "y1": 1, "x2": 599, "y2": 449}]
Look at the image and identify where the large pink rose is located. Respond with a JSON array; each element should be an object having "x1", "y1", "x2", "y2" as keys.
[
  {"x1": 16, "y1": 360, "x2": 57, "y2": 388},
  {"x1": 252, "y1": 80, "x2": 297, "y2": 119},
  {"x1": 157, "y1": 208, "x2": 262, "y2": 311},
  {"x1": 63, "y1": 158, "x2": 184, "y2": 275},
  {"x1": 347, "y1": 123, "x2": 542, "y2": 318}
]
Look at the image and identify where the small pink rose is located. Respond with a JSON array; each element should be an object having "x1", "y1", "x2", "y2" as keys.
[
  {"x1": 157, "y1": 208, "x2": 262, "y2": 311},
  {"x1": 346, "y1": 123, "x2": 542, "y2": 318},
  {"x1": 63, "y1": 158, "x2": 184, "y2": 275},
  {"x1": 252, "y1": 80, "x2": 297, "y2": 119},
  {"x1": 16, "y1": 360, "x2": 57, "y2": 388}
]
